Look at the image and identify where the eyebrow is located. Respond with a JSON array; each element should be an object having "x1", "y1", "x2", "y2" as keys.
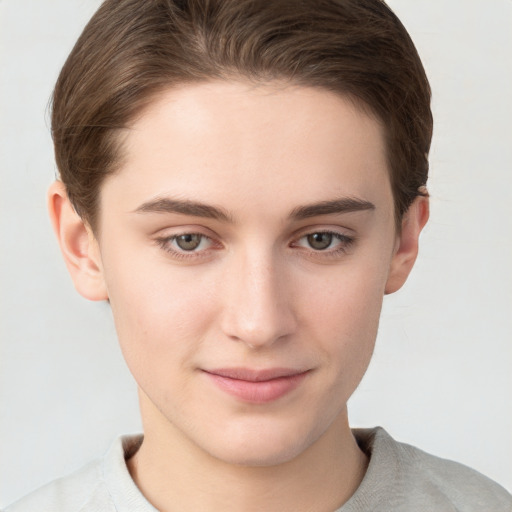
[
  {"x1": 289, "y1": 197, "x2": 375, "y2": 220},
  {"x1": 134, "y1": 197, "x2": 233, "y2": 222},
  {"x1": 134, "y1": 196, "x2": 375, "y2": 222}
]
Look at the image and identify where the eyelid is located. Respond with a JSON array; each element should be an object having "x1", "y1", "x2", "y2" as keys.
[
  {"x1": 290, "y1": 227, "x2": 356, "y2": 256},
  {"x1": 291, "y1": 220, "x2": 355, "y2": 235},
  {"x1": 154, "y1": 227, "x2": 222, "y2": 260},
  {"x1": 295, "y1": 230, "x2": 352, "y2": 244},
  {"x1": 152, "y1": 223, "x2": 219, "y2": 237},
  {"x1": 153, "y1": 225, "x2": 356, "y2": 262},
  {"x1": 291, "y1": 224, "x2": 355, "y2": 241}
]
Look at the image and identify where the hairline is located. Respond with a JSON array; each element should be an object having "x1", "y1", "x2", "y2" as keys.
[{"x1": 85, "y1": 77, "x2": 401, "y2": 236}]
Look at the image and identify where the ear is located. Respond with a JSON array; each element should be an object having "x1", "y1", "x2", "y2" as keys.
[
  {"x1": 47, "y1": 181, "x2": 108, "y2": 301},
  {"x1": 385, "y1": 194, "x2": 429, "y2": 294}
]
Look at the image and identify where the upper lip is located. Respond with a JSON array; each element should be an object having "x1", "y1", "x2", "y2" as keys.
[{"x1": 203, "y1": 367, "x2": 309, "y2": 382}]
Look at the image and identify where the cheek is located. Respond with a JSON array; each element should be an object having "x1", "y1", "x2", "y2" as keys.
[
  {"x1": 305, "y1": 261, "x2": 386, "y2": 334},
  {"x1": 104, "y1": 256, "x2": 218, "y2": 385},
  {"x1": 301, "y1": 262, "x2": 387, "y2": 379}
]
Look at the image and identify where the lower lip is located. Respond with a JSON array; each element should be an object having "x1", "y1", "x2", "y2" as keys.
[{"x1": 204, "y1": 371, "x2": 309, "y2": 404}]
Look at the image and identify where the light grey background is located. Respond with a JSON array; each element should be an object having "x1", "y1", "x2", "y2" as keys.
[{"x1": 1, "y1": 0, "x2": 511, "y2": 505}]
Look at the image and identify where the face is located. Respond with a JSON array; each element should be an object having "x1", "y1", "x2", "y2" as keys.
[{"x1": 91, "y1": 81, "x2": 400, "y2": 466}]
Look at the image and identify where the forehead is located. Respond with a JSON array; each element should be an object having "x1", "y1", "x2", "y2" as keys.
[{"x1": 102, "y1": 81, "x2": 392, "y2": 221}]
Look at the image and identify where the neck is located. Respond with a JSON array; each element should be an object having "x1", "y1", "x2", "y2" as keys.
[{"x1": 128, "y1": 394, "x2": 367, "y2": 512}]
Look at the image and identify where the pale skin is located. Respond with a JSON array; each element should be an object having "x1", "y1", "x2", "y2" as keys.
[{"x1": 48, "y1": 81, "x2": 429, "y2": 512}]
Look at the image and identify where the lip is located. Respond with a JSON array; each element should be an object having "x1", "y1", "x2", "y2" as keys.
[{"x1": 203, "y1": 367, "x2": 310, "y2": 404}]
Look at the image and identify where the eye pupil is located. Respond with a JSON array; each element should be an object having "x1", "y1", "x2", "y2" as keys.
[
  {"x1": 307, "y1": 232, "x2": 332, "y2": 250},
  {"x1": 176, "y1": 234, "x2": 202, "y2": 251}
]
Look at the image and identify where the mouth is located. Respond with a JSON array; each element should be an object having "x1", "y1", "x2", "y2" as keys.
[{"x1": 202, "y1": 367, "x2": 310, "y2": 403}]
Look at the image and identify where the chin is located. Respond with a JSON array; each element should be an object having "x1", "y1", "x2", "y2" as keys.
[
  {"x1": 209, "y1": 439, "x2": 307, "y2": 468},
  {"x1": 200, "y1": 418, "x2": 322, "y2": 467}
]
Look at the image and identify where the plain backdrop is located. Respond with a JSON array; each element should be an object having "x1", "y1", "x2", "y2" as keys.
[{"x1": 1, "y1": 0, "x2": 511, "y2": 506}]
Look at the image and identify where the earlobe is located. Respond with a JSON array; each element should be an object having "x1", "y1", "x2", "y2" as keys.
[
  {"x1": 385, "y1": 194, "x2": 429, "y2": 295},
  {"x1": 47, "y1": 181, "x2": 108, "y2": 301}
]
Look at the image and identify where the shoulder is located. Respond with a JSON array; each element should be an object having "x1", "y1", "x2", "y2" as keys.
[
  {"x1": 347, "y1": 427, "x2": 512, "y2": 512},
  {"x1": 394, "y1": 434, "x2": 512, "y2": 510},
  {"x1": 3, "y1": 458, "x2": 112, "y2": 512},
  {"x1": 3, "y1": 435, "x2": 147, "y2": 512}
]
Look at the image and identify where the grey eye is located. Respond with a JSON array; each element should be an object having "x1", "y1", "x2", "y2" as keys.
[
  {"x1": 175, "y1": 234, "x2": 202, "y2": 251},
  {"x1": 307, "y1": 233, "x2": 333, "y2": 250}
]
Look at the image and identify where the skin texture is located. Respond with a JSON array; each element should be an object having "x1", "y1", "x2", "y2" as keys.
[{"x1": 48, "y1": 81, "x2": 428, "y2": 512}]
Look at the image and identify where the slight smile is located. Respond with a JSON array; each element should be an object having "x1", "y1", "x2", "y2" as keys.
[{"x1": 202, "y1": 368, "x2": 311, "y2": 404}]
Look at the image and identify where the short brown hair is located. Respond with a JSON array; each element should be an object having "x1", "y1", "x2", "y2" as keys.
[{"x1": 52, "y1": 0, "x2": 432, "y2": 231}]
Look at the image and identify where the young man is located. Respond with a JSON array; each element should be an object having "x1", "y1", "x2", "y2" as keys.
[{"x1": 4, "y1": 0, "x2": 511, "y2": 511}]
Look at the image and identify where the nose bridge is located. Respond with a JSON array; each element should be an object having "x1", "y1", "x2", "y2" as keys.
[{"x1": 220, "y1": 244, "x2": 296, "y2": 348}]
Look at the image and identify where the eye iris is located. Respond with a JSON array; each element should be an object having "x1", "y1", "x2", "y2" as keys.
[
  {"x1": 307, "y1": 232, "x2": 332, "y2": 250},
  {"x1": 176, "y1": 234, "x2": 202, "y2": 251}
]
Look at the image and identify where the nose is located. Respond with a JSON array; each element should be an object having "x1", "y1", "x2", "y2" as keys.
[{"x1": 219, "y1": 249, "x2": 297, "y2": 349}]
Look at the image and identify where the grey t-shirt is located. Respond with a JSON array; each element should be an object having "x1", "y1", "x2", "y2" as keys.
[{"x1": 4, "y1": 427, "x2": 511, "y2": 511}]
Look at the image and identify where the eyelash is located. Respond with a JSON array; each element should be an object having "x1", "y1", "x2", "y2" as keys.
[
  {"x1": 155, "y1": 230, "x2": 355, "y2": 261},
  {"x1": 155, "y1": 233, "x2": 218, "y2": 261},
  {"x1": 292, "y1": 230, "x2": 355, "y2": 258}
]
